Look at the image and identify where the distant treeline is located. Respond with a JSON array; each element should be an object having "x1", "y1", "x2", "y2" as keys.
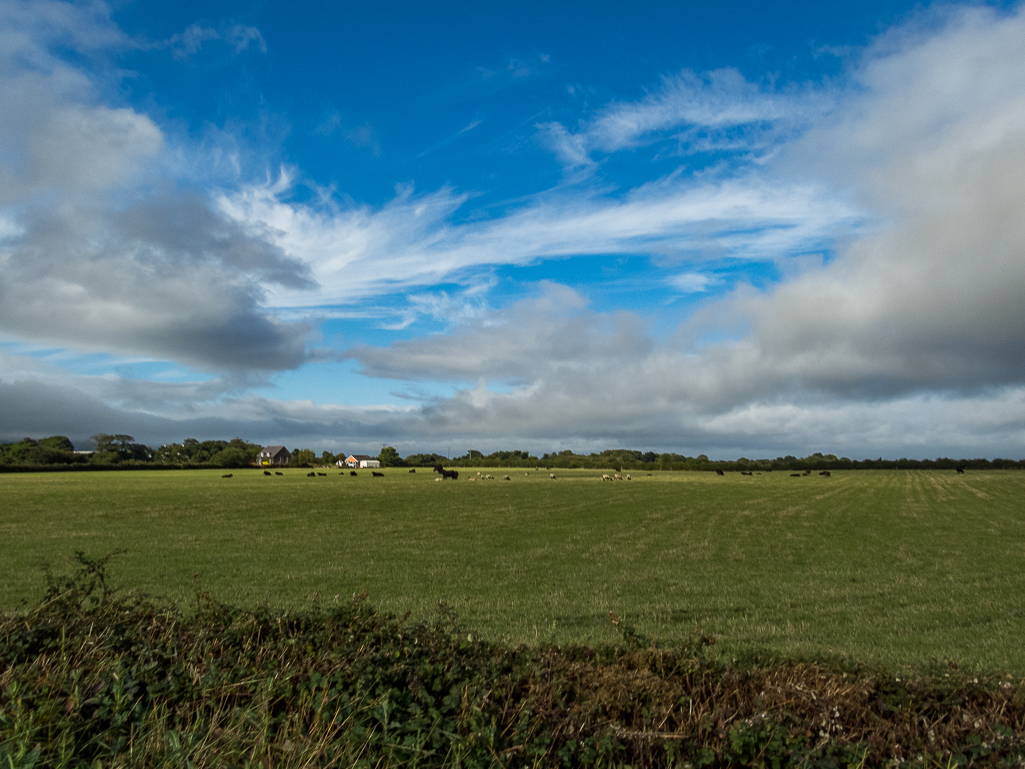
[
  {"x1": 419, "y1": 448, "x2": 1024, "y2": 472},
  {"x1": 2, "y1": 436, "x2": 1022, "y2": 472}
]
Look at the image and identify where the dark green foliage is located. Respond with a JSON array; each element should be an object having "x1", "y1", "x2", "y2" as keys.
[
  {"x1": 0, "y1": 436, "x2": 84, "y2": 466},
  {"x1": 3, "y1": 555, "x2": 1025, "y2": 768}
]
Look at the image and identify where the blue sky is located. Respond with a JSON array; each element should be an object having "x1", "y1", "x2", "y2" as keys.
[{"x1": 2, "y1": 0, "x2": 1025, "y2": 458}]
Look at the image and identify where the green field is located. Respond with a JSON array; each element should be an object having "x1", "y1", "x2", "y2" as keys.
[{"x1": 2, "y1": 467, "x2": 1023, "y2": 672}]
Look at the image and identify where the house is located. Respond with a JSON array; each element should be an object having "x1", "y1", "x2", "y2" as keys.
[
  {"x1": 258, "y1": 446, "x2": 291, "y2": 466},
  {"x1": 345, "y1": 454, "x2": 381, "y2": 469}
]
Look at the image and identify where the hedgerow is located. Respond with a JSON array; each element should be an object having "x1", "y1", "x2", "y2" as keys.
[{"x1": 2, "y1": 553, "x2": 1023, "y2": 768}]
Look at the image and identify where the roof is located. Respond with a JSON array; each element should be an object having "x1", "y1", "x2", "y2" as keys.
[
  {"x1": 261, "y1": 446, "x2": 290, "y2": 455},
  {"x1": 348, "y1": 454, "x2": 374, "y2": 460}
]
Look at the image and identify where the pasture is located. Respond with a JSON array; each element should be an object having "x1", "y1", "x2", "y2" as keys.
[{"x1": 2, "y1": 467, "x2": 1023, "y2": 672}]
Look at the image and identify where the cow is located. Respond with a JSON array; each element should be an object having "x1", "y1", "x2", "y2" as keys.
[
  {"x1": 803, "y1": 470, "x2": 812, "y2": 476},
  {"x1": 317, "y1": 472, "x2": 327, "y2": 476},
  {"x1": 222, "y1": 473, "x2": 233, "y2": 478},
  {"x1": 307, "y1": 472, "x2": 316, "y2": 477},
  {"x1": 409, "y1": 468, "x2": 416, "y2": 473},
  {"x1": 956, "y1": 466, "x2": 965, "y2": 474},
  {"x1": 790, "y1": 473, "x2": 802, "y2": 477},
  {"x1": 264, "y1": 470, "x2": 272, "y2": 476},
  {"x1": 275, "y1": 471, "x2": 283, "y2": 476},
  {"x1": 350, "y1": 471, "x2": 358, "y2": 476},
  {"x1": 715, "y1": 469, "x2": 725, "y2": 476},
  {"x1": 819, "y1": 471, "x2": 831, "y2": 477},
  {"x1": 371, "y1": 471, "x2": 384, "y2": 477}
]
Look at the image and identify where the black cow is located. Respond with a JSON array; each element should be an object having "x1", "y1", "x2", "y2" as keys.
[
  {"x1": 263, "y1": 470, "x2": 272, "y2": 476},
  {"x1": 409, "y1": 468, "x2": 416, "y2": 473},
  {"x1": 307, "y1": 471, "x2": 316, "y2": 477},
  {"x1": 715, "y1": 469, "x2": 725, "y2": 476},
  {"x1": 275, "y1": 471, "x2": 283, "y2": 475},
  {"x1": 433, "y1": 464, "x2": 459, "y2": 480},
  {"x1": 350, "y1": 471, "x2": 358, "y2": 476},
  {"x1": 956, "y1": 466, "x2": 965, "y2": 474},
  {"x1": 221, "y1": 473, "x2": 233, "y2": 478},
  {"x1": 371, "y1": 471, "x2": 384, "y2": 477}
]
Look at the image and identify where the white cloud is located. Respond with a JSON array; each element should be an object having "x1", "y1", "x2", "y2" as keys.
[
  {"x1": 668, "y1": 272, "x2": 713, "y2": 293},
  {"x1": 0, "y1": 0, "x2": 315, "y2": 372},
  {"x1": 221, "y1": 171, "x2": 857, "y2": 310}
]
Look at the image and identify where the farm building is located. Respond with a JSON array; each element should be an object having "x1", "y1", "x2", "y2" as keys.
[
  {"x1": 258, "y1": 446, "x2": 291, "y2": 466},
  {"x1": 345, "y1": 454, "x2": 381, "y2": 469}
]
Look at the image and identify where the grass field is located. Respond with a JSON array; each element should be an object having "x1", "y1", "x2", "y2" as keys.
[{"x1": 2, "y1": 467, "x2": 1023, "y2": 673}]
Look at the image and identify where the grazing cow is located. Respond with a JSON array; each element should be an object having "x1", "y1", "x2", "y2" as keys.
[
  {"x1": 550, "y1": 473, "x2": 557, "y2": 479},
  {"x1": 790, "y1": 473, "x2": 802, "y2": 477},
  {"x1": 803, "y1": 470, "x2": 811, "y2": 476},
  {"x1": 350, "y1": 471, "x2": 358, "y2": 476},
  {"x1": 275, "y1": 471, "x2": 283, "y2": 476},
  {"x1": 715, "y1": 469, "x2": 725, "y2": 476},
  {"x1": 222, "y1": 473, "x2": 233, "y2": 478},
  {"x1": 409, "y1": 468, "x2": 416, "y2": 473},
  {"x1": 819, "y1": 471, "x2": 831, "y2": 477},
  {"x1": 371, "y1": 471, "x2": 384, "y2": 477},
  {"x1": 740, "y1": 471, "x2": 752, "y2": 476},
  {"x1": 307, "y1": 472, "x2": 316, "y2": 477},
  {"x1": 317, "y1": 472, "x2": 327, "y2": 476},
  {"x1": 264, "y1": 470, "x2": 272, "y2": 476},
  {"x1": 956, "y1": 466, "x2": 965, "y2": 474}
]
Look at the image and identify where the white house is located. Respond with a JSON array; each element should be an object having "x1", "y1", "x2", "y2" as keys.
[{"x1": 345, "y1": 454, "x2": 381, "y2": 469}]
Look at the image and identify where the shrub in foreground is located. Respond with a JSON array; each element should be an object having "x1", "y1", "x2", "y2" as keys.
[{"x1": 1, "y1": 553, "x2": 1024, "y2": 768}]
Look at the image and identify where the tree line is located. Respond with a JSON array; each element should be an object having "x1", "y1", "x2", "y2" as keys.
[{"x1": 1, "y1": 436, "x2": 1022, "y2": 472}]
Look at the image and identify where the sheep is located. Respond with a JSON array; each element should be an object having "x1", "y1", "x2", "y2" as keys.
[
  {"x1": 502, "y1": 475, "x2": 511, "y2": 481},
  {"x1": 550, "y1": 473, "x2": 556, "y2": 479},
  {"x1": 468, "y1": 477, "x2": 476, "y2": 481},
  {"x1": 435, "y1": 477, "x2": 443, "y2": 482},
  {"x1": 485, "y1": 474, "x2": 495, "y2": 480},
  {"x1": 614, "y1": 473, "x2": 622, "y2": 481},
  {"x1": 602, "y1": 474, "x2": 612, "y2": 481},
  {"x1": 625, "y1": 474, "x2": 631, "y2": 480}
]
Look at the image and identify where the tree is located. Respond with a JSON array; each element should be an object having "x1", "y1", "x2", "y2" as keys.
[
  {"x1": 291, "y1": 448, "x2": 317, "y2": 467},
  {"x1": 378, "y1": 446, "x2": 404, "y2": 467}
]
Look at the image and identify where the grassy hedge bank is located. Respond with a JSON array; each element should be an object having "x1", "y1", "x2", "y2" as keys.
[{"x1": 2, "y1": 553, "x2": 1024, "y2": 768}]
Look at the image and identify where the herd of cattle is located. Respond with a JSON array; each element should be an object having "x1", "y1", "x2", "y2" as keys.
[{"x1": 221, "y1": 466, "x2": 970, "y2": 480}]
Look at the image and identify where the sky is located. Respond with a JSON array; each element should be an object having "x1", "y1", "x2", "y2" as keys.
[{"x1": 1, "y1": 0, "x2": 1024, "y2": 459}]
